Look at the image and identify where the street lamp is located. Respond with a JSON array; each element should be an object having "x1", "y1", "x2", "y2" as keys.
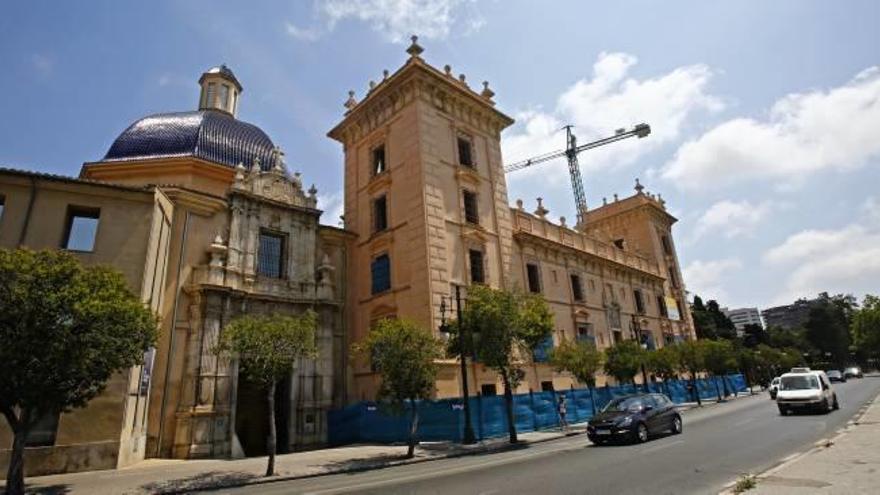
[{"x1": 442, "y1": 285, "x2": 476, "y2": 444}]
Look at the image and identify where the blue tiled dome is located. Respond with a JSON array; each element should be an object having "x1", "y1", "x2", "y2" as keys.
[{"x1": 103, "y1": 110, "x2": 275, "y2": 170}]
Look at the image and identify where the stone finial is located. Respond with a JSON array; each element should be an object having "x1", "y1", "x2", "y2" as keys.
[
  {"x1": 534, "y1": 197, "x2": 549, "y2": 218},
  {"x1": 252, "y1": 157, "x2": 262, "y2": 173},
  {"x1": 369, "y1": 80, "x2": 376, "y2": 91},
  {"x1": 234, "y1": 162, "x2": 246, "y2": 181},
  {"x1": 613, "y1": 193, "x2": 619, "y2": 202},
  {"x1": 516, "y1": 198, "x2": 524, "y2": 210},
  {"x1": 603, "y1": 197, "x2": 608, "y2": 206},
  {"x1": 344, "y1": 90, "x2": 358, "y2": 110},
  {"x1": 292, "y1": 171, "x2": 302, "y2": 187},
  {"x1": 559, "y1": 216, "x2": 567, "y2": 228},
  {"x1": 458, "y1": 73, "x2": 467, "y2": 85},
  {"x1": 658, "y1": 194, "x2": 666, "y2": 208},
  {"x1": 481, "y1": 81, "x2": 495, "y2": 100},
  {"x1": 634, "y1": 178, "x2": 645, "y2": 195},
  {"x1": 406, "y1": 35, "x2": 424, "y2": 58},
  {"x1": 383, "y1": 69, "x2": 389, "y2": 80},
  {"x1": 308, "y1": 184, "x2": 318, "y2": 198},
  {"x1": 444, "y1": 64, "x2": 452, "y2": 77},
  {"x1": 272, "y1": 147, "x2": 285, "y2": 172}
]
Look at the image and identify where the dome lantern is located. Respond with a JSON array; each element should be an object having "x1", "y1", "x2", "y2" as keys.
[{"x1": 198, "y1": 64, "x2": 242, "y2": 117}]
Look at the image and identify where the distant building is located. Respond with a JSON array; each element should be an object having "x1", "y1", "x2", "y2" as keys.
[
  {"x1": 761, "y1": 299, "x2": 817, "y2": 330},
  {"x1": 721, "y1": 307, "x2": 763, "y2": 334}
]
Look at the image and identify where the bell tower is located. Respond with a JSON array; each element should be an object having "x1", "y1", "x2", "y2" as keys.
[{"x1": 328, "y1": 37, "x2": 515, "y2": 400}]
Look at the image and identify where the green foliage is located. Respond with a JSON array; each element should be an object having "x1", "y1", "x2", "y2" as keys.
[
  {"x1": 803, "y1": 297, "x2": 851, "y2": 366},
  {"x1": 216, "y1": 311, "x2": 318, "y2": 386},
  {"x1": 550, "y1": 339, "x2": 604, "y2": 388},
  {"x1": 646, "y1": 346, "x2": 679, "y2": 381},
  {"x1": 603, "y1": 340, "x2": 645, "y2": 385},
  {"x1": 0, "y1": 248, "x2": 158, "y2": 422},
  {"x1": 702, "y1": 339, "x2": 737, "y2": 375},
  {"x1": 733, "y1": 474, "x2": 757, "y2": 493},
  {"x1": 690, "y1": 294, "x2": 736, "y2": 340},
  {"x1": 676, "y1": 339, "x2": 705, "y2": 375},
  {"x1": 852, "y1": 295, "x2": 880, "y2": 363},
  {"x1": 353, "y1": 318, "x2": 443, "y2": 411},
  {"x1": 0, "y1": 249, "x2": 158, "y2": 494}
]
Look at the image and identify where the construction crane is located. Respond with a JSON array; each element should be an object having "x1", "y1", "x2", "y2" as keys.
[{"x1": 505, "y1": 123, "x2": 651, "y2": 226}]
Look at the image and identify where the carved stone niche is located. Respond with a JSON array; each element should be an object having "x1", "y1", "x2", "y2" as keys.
[{"x1": 232, "y1": 152, "x2": 318, "y2": 210}]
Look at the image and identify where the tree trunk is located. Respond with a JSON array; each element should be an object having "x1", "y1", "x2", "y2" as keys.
[
  {"x1": 588, "y1": 386, "x2": 596, "y2": 417},
  {"x1": 501, "y1": 373, "x2": 518, "y2": 444},
  {"x1": 406, "y1": 398, "x2": 420, "y2": 459},
  {"x1": 6, "y1": 429, "x2": 27, "y2": 495},
  {"x1": 691, "y1": 371, "x2": 702, "y2": 406},
  {"x1": 265, "y1": 379, "x2": 277, "y2": 477}
]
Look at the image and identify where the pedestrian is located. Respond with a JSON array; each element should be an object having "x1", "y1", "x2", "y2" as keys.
[{"x1": 557, "y1": 394, "x2": 568, "y2": 431}]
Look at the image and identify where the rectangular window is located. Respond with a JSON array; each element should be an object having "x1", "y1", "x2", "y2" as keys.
[
  {"x1": 668, "y1": 266, "x2": 679, "y2": 288},
  {"x1": 541, "y1": 381, "x2": 554, "y2": 392},
  {"x1": 457, "y1": 136, "x2": 474, "y2": 167},
  {"x1": 608, "y1": 306, "x2": 622, "y2": 329},
  {"x1": 257, "y1": 231, "x2": 285, "y2": 278},
  {"x1": 577, "y1": 324, "x2": 595, "y2": 345},
  {"x1": 657, "y1": 295, "x2": 669, "y2": 318},
  {"x1": 661, "y1": 235, "x2": 672, "y2": 255},
  {"x1": 205, "y1": 82, "x2": 216, "y2": 107},
  {"x1": 373, "y1": 195, "x2": 388, "y2": 232},
  {"x1": 570, "y1": 274, "x2": 584, "y2": 302},
  {"x1": 526, "y1": 263, "x2": 541, "y2": 293},
  {"x1": 481, "y1": 384, "x2": 497, "y2": 396},
  {"x1": 62, "y1": 206, "x2": 100, "y2": 252},
  {"x1": 634, "y1": 289, "x2": 645, "y2": 314},
  {"x1": 463, "y1": 190, "x2": 479, "y2": 225},
  {"x1": 372, "y1": 145, "x2": 386, "y2": 175},
  {"x1": 25, "y1": 412, "x2": 60, "y2": 447},
  {"x1": 219, "y1": 84, "x2": 230, "y2": 111},
  {"x1": 469, "y1": 249, "x2": 485, "y2": 284},
  {"x1": 371, "y1": 254, "x2": 391, "y2": 294}
]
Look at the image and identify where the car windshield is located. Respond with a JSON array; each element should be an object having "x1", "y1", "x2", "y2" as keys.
[
  {"x1": 780, "y1": 375, "x2": 819, "y2": 390},
  {"x1": 603, "y1": 397, "x2": 645, "y2": 412},
  {"x1": 827, "y1": 371, "x2": 841, "y2": 377}
]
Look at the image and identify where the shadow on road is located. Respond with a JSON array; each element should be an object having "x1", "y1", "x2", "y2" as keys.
[{"x1": 139, "y1": 470, "x2": 260, "y2": 494}]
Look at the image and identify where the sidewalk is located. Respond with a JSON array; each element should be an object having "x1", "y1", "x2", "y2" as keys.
[
  {"x1": 5, "y1": 425, "x2": 587, "y2": 495},
  {"x1": 741, "y1": 393, "x2": 880, "y2": 494}
]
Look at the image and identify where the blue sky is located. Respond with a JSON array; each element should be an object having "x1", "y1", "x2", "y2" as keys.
[{"x1": 2, "y1": 0, "x2": 879, "y2": 310}]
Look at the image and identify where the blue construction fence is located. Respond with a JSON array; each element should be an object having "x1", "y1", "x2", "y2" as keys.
[{"x1": 328, "y1": 373, "x2": 747, "y2": 445}]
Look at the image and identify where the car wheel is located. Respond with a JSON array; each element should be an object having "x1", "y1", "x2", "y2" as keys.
[
  {"x1": 671, "y1": 415, "x2": 683, "y2": 435},
  {"x1": 822, "y1": 398, "x2": 832, "y2": 414},
  {"x1": 778, "y1": 406, "x2": 788, "y2": 416},
  {"x1": 833, "y1": 395, "x2": 840, "y2": 410},
  {"x1": 636, "y1": 423, "x2": 649, "y2": 443}
]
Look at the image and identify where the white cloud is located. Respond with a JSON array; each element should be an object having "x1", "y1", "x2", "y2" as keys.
[
  {"x1": 663, "y1": 66, "x2": 880, "y2": 191},
  {"x1": 285, "y1": 0, "x2": 482, "y2": 43},
  {"x1": 691, "y1": 199, "x2": 775, "y2": 241},
  {"x1": 763, "y1": 200, "x2": 880, "y2": 304},
  {"x1": 502, "y1": 52, "x2": 722, "y2": 214},
  {"x1": 682, "y1": 258, "x2": 743, "y2": 302},
  {"x1": 318, "y1": 191, "x2": 344, "y2": 227}
]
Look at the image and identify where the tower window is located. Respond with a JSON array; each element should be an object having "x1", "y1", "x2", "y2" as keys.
[
  {"x1": 657, "y1": 295, "x2": 668, "y2": 317},
  {"x1": 205, "y1": 82, "x2": 217, "y2": 108},
  {"x1": 219, "y1": 84, "x2": 230, "y2": 111},
  {"x1": 372, "y1": 145, "x2": 386, "y2": 175},
  {"x1": 469, "y1": 249, "x2": 485, "y2": 284},
  {"x1": 371, "y1": 254, "x2": 391, "y2": 294},
  {"x1": 62, "y1": 206, "x2": 100, "y2": 252},
  {"x1": 526, "y1": 263, "x2": 541, "y2": 293},
  {"x1": 373, "y1": 195, "x2": 388, "y2": 233},
  {"x1": 634, "y1": 289, "x2": 645, "y2": 314},
  {"x1": 257, "y1": 231, "x2": 286, "y2": 278},
  {"x1": 463, "y1": 190, "x2": 479, "y2": 225},
  {"x1": 570, "y1": 274, "x2": 584, "y2": 302},
  {"x1": 457, "y1": 136, "x2": 474, "y2": 168}
]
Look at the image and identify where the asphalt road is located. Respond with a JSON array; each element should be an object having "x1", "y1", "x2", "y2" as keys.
[{"x1": 212, "y1": 376, "x2": 880, "y2": 495}]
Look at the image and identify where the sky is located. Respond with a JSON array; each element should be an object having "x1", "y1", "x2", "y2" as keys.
[{"x1": 1, "y1": 0, "x2": 879, "y2": 311}]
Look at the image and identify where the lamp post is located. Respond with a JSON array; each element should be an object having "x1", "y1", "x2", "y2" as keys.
[
  {"x1": 630, "y1": 315, "x2": 651, "y2": 393},
  {"x1": 442, "y1": 285, "x2": 476, "y2": 444}
]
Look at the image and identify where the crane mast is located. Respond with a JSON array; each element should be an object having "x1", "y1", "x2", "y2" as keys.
[{"x1": 505, "y1": 123, "x2": 651, "y2": 226}]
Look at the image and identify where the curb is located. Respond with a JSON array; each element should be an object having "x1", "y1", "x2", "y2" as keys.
[
  {"x1": 153, "y1": 428, "x2": 589, "y2": 494},
  {"x1": 717, "y1": 392, "x2": 879, "y2": 495}
]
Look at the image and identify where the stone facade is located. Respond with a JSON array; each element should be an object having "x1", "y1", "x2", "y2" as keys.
[{"x1": 330, "y1": 38, "x2": 696, "y2": 400}]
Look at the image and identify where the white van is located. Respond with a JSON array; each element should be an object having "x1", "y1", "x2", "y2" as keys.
[{"x1": 776, "y1": 368, "x2": 839, "y2": 415}]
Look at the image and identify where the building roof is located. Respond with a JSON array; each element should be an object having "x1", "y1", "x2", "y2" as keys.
[
  {"x1": 102, "y1": 110, "x2": 276, "y2": 170},
  {"x1": 199, "y1": 64, "x2": 243, "y2": 91},
  {"x1": 0, "y1": 166, "x2": 154, "y2": 194}
]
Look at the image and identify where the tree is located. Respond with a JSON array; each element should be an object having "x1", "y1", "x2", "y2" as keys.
[
  {"x1": 852, "y1": 295, "x2": 880, "y2": 365},
  {"x1": 703, "y1": 339, "x2": 737, "y2": 400},
  {"x1": 216, "y1": 311, "x2": 317, "y2": 476},
  {"x1": 675, "y1": 340, "x2": 705, "y2": 405},
  {"x1": 466, "y1": 285, "x2": 553, "y2": 443},
  {"x1": 353, "y1": 318, "x2": 442, "y2": 458},
  {"x1": 741, "y1": 323, "x2": 768, "y2": 348},
  {"x1": 646, "y1": 346, "x2": 679, "y2": 396},
  {"x1": 734, "y1": 345, "x2": 758, "y2": 394},
  {"x1": 550, "y1": 339, "x2": 604, "y2": 415},
  {"x1": 0, "y1": 249, "x2": 158, "y2": 495},
  {"x1": 803, "y1": 298, "x2": 850, "y2": 367},
  {"x1": 706, "y1": 300, "x2": 737, "y2": 341},
  {"x1": 603, "y1": 340, "x2": 646, "y2": 387}
]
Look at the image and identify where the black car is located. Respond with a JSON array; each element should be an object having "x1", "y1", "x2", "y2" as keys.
[
  {"x1": 587, "y1": 393, "x2": 682, "y2": 445},
  {"x1": 826, "y1": 370, "x2": 846, "y2": 383}
]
